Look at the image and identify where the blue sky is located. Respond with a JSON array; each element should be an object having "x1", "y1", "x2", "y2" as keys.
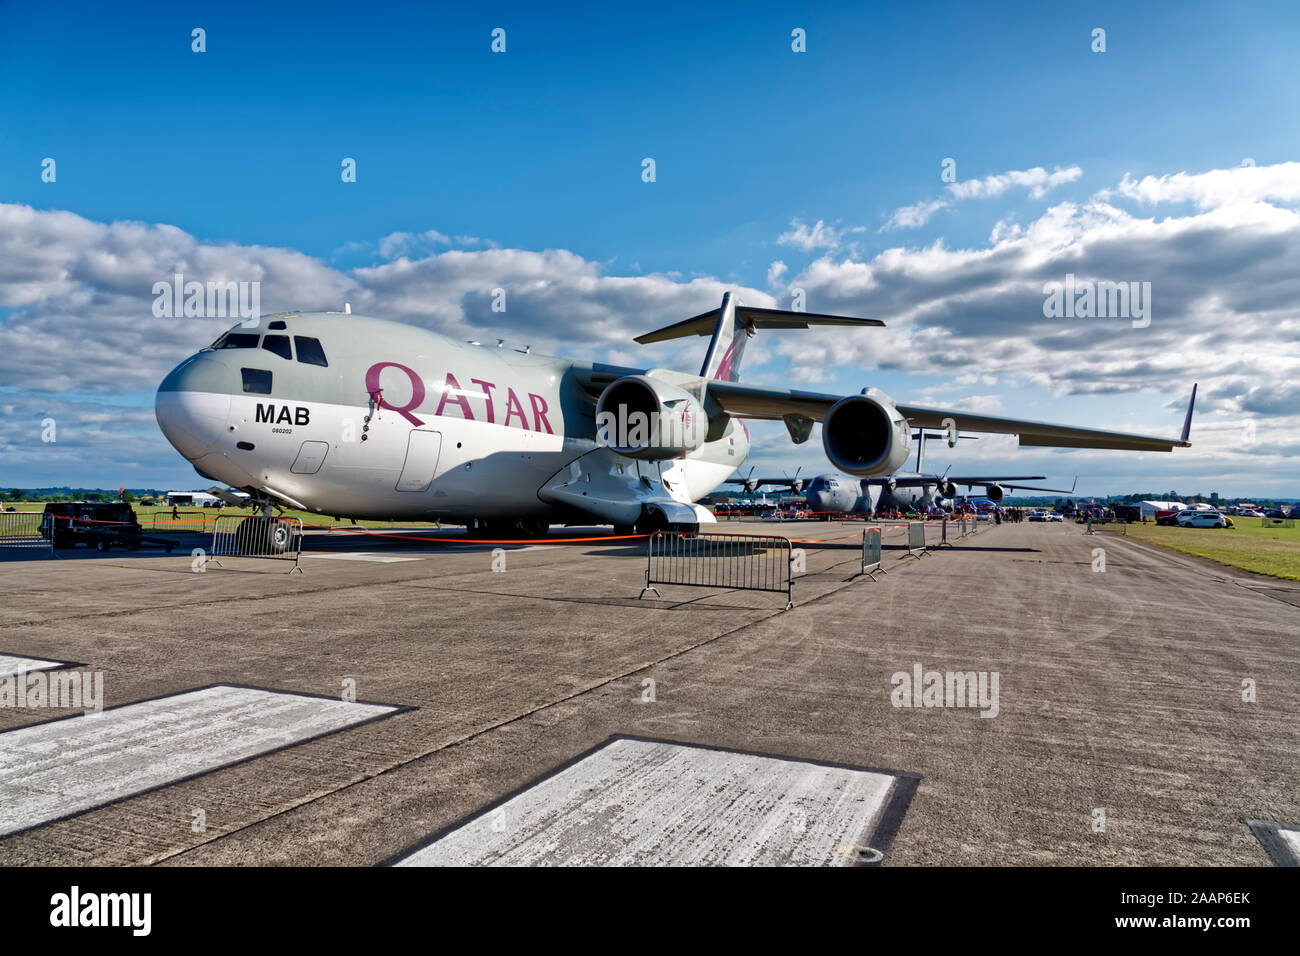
[{"x1": 2, "y1": 1, "x2": 1299, "y2": 494}]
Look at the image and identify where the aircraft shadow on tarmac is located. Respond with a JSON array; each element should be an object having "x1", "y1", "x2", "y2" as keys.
[{"x1": 0, "y1": 528, "x2": 1041, "y2": 563}]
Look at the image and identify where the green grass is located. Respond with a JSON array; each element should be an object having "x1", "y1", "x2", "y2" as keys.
[{"x1": 1114, "y1": 518, "x2": 1300, "y2": 581}]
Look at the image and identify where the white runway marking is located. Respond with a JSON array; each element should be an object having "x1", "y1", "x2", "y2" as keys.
[
  {"x1": 0, "y1": 654, "x2": 68, "y2": 678},
  {"x1": 308, "y1": 552, "x2": 424, "y2": 563},
  {"x1": 396, "y1": 737, "x2": 906, "y2": 866},
  {"x1": 1244, "y1": 818, "x2": 1300, "y2": 866},
  {"x1": 0, "y1": 685, "x2": 397, "y2": 838}
]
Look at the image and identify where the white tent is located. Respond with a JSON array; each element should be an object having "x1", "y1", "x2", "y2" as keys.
[{"x1": 1138, "y1": 500, "x2": 1186, "y2": 518}]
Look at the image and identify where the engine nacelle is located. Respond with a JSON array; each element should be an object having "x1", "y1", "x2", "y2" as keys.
[
  {"x1": 595, "y1": 375, "x2": 707, "y2": 459},
  {"x1": 938, "y1": 479, "x2": 959, "y2": 499},
  {"x1": 821, "y1": 389, "x2": 911, "y2": 478},
  {"x1": 985, "y1": 483, "x2": 1005, "y2": 503}
]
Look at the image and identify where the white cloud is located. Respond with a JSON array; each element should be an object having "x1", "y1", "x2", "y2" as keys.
[
  {"x1": 947, "y1": 165, "x2": 1083, "y2": 201},
  {"x1": 376, "y1": 229, "x2": 452, "y2": 259},
  {"x1": 882, "y1": 199, "x2": 949, "y2": 231},
  {"x1": 775, "y1": 163, "x2": 1300, "y2": 483},
  {"x1": 1110, "y1": 161, "x2": 1300, "y2": 209},
  {"x1": 0, "y1": 204, "x2": 774, "y2": 397},
  {"x1": 777, "y1": 218, "x2": 842, "y2": 251},
  {"x1": 883, "y1": 165, "x2": 1083, "y2": 231}
]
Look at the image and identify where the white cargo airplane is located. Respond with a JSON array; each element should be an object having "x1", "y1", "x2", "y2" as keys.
[{"x1": 155, "y1": 293, "x2": 1195, "y2": 546}]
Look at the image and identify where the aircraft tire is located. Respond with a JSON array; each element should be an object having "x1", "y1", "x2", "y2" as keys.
[
  {"x1": 235, "y1": 516, "x2": 289, "y2": 555},
  {"x1": 520, "y1": 519, "x2": 550, "y2": 538},
  {"x1": 265, "y1": 520, "x2": 292, "y2": 554}
]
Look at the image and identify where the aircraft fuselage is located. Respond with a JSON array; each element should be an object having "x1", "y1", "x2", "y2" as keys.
[{"x1": 155, "y1": 312, "x2": 747, "y2": 523}]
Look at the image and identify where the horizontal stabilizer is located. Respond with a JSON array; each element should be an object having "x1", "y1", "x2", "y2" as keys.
[{"x1": 635, "y1": 306, "x2": 883, "y2": 344}]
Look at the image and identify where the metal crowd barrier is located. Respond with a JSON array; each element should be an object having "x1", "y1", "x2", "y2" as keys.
[
  {"x1": 0, "y1": 512, "x2": 52, "y2": 554},
  {"x1": 937, "y1": 515, "x2": 954, "y2": 548},
  {"x1": 898, "y1": 521, "x2": 930, "y2": 561},
  {"x1": 151, "y1": 510, "x2": 218, "y2": 532},
  {"x1": 207, "y1": 515, "x2": 304, "y2": 573},
  {"x1": 639, "y1": 531, "x2": 794, "y2": 609},
  {"x1": 859, "y1": 527, "x2": 886, "y2": 581}
]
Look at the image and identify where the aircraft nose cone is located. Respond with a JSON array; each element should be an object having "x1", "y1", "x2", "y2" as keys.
[{"x1": 155, "y1": 353, "x2": 232, "y2": 460}]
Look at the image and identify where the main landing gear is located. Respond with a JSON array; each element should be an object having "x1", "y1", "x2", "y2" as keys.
[{"x1": 467, "y1": 517, "x2": 551, "y2": 539}]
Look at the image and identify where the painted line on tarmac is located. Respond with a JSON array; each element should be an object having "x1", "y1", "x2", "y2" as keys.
[
  {"x1": 1244, "y1": 817, "x2": 1300, "y2": 866},
  {"x1": 391, "y1": 736, "x2": 918, "y2": 867},
  {"x1": 307, "y1": 552, "x2": 425, "y2": 563},
  {"x1": 0, "y1": 684, "x2": 406, "y2": 839},
  {"x1": 0, "y1": 653, "x2": 80, "y2": 679}
]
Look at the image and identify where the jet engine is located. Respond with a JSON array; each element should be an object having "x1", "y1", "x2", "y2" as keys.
[
  {"x1": 821, "y1": 388, "x2": 911, "y2": 478},
  {"x1": 985, "y1": 483, "x2": 1005, "y2": 503},
  {"x1": 595, "y1": 375, "x2": 707, "y2": 459},
  {"x1": 938, "y1": 479, "x2": 959, "y2": 499}
]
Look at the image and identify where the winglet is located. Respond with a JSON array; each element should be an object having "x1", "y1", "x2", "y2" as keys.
[{"x1": 1180, "y1": 384, "x2": 1197, "y2": 445}]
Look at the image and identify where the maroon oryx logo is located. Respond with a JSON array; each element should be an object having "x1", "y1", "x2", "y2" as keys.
[{"x1": 364, "y1": 362, "x2": 426, "y2": 426}]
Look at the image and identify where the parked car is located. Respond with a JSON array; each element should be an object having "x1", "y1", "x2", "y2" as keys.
[
  {"x1": 1176, "y1": 510, "x2": 1229, "y2": 528},
  {"x1": 1027, "y1": 510, "x2": 1048, "y2": 522}
]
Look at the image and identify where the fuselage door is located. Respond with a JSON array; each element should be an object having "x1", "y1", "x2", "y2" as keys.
[
  {"x1": 291, "y1": 440, "x2": 330, "y2": 475},
  {"x1": 396, "y1": 429, "x2": 443, "y2": 492}
]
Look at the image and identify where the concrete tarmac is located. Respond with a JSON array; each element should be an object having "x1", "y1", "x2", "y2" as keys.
[{"x1": 0, "y1": 518, "x2": 1295, "y2": 866}]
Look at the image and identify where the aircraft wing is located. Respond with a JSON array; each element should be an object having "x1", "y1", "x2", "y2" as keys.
[
  {"x1": 721, "y1": 476, "x2": 798, "y2": 489},
  {"x1": 706, "y1": 381, "x2": 1196, "y2": 452},
  {"x1": 973, "y1": 478, "x2": 1078, "y2": 495},
  {"x1": 947, "y1": 476, "x2": 1049, "y2": 484},
  {"x1": 861, "y1": 474, "x2": 1047, "y2": 488}
]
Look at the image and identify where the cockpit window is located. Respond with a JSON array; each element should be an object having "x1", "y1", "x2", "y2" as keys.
[
  {"x1": 241, "y1": 368, "x2": 272, "y2": 394},
  {"x1": 261, "y1": 335, "x2": 293, "y2": 360},
  {"x1": 212, "y1": 332, "x2": 260, "y2": 350},
  {"x1": 294, "y1": 336, "x2": 328, "y2": 367}
]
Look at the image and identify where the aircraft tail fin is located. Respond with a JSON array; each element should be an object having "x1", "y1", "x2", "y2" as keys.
[{"x1": 633, "y1": 292, "x2": 884, "y2": 383}]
